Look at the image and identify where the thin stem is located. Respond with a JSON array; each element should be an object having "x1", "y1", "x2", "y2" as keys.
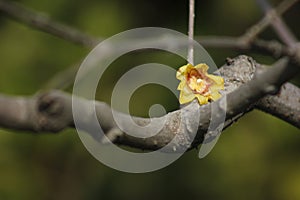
[
  {"x1": 188, "y1": 0, "x2": 195, "y2": 64},
  {"x1": 0, "y1": 0, "x2": 98, "y2": 48},
  {"x1": 256, "y1": 0, "x2": 298, "y2": 46},
  {"x1": 242, "y1": 0, "x2": 299, "y2": 43}
]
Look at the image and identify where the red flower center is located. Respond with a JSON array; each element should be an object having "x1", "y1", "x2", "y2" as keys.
[{"x1": 186, "y1": 69, "x2": 210, "y2": 95}]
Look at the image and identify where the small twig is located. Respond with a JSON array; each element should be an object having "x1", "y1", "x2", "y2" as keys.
[
  {"x1": 0, "y1": 0, "x2": 295, "y2": 62},
  {"x1": 241, "y1": 0, "x2": 299, "y2": 43},
  {"x1": 188, "y1": 0, "x2": 195, "y2": 64},
  {"x1": 196, "y1": 36, "x2": 290, "y2": 58},
  {"x1": 42, "y1": 36, "x2": 291, "y2": 90},
  {"x1": 0, "y1": 0, "x2": 98, "y2": 48},
  {"x1": 256, "y1": 0, "x2": 298, "y2": 46}
]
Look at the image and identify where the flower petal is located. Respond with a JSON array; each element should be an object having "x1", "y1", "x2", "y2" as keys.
[
  {"x1": 195, "y1": 94, "x2": 209, "y2": 104},
  {"x1": 176, "y1": 64, "x2": 189, "y2": 80},
  {"x1": 207, "y1": 74, "x2": 224, "y2": 86},
  {"x1": 176, "y1": 63, "x2": 224, "y2": 105},
  {"x1": 194, "y1": 63, "x2": 209, "y2": 73},
  {"x1": 177, "y1": 79, "x2": 186, "y2": 90},
  {"x1": 210, "y1": 91, "x2": 222, "y2": 101},
  {"x1": 179, "y1": 85, "x2": 195, "y2": 104}
]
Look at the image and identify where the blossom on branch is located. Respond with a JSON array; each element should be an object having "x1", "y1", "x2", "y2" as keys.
[{"x1": 176, "y1": 63, "x2": 224, "y2": 105}]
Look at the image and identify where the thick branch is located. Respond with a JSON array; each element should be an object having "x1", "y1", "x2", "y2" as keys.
[
  {"x1": 0, "y1": 56, "x2": 298, "y2": 152},
  {"x1": 0, "y1": 1, "x2": 299, "y2": 152},
  {"x1": 256, "y1": 82, "x2": 300, "y2": 127},
  {"x1": 0, "y1": 92, "x2": 73, "y2": 132}
]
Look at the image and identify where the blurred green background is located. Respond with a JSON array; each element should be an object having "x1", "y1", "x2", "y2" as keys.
[{"x1": 0, "y1": 0, "x2": 299, "y2": 199}]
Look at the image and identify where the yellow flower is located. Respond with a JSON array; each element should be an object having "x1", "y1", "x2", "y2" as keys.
[{"x1": 176, "y1": 63, "x2": 224, "y2": 105}]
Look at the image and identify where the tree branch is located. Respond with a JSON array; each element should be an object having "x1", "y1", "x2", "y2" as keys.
[
  {"x1": 256, "y1": 0, "x2": 298, "y2": 46},
  {"x1": 0, "y1": 0, "x2": 98, "y2": 48},
  {"x1": 241, "y1": 0, "x2": 299, "y2": 43},
  {"x1": 188, "y1": 0, "x2": 195, "y2": 64},
  {"x1": 0, "y1": 56, "x2": 298, "y2": 152},
  {"x1": 256, "y1": 82, "x2": 300, "y2": 127},
  {"x1": 0, "y1": 0, "x2": 299, "y2": 152},
  {"x1": 196, "y1": 36, "x2": 289, "y2": 58},
  {"x1": 0, "y1": 0, "x2": 296, "y2": 61}
]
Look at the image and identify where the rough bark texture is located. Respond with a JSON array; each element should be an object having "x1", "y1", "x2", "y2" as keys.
[
  {"x1": 256, "y1": 82, "x2": 300, "y2": 127},
  {"x1": 0, "y1": 56, "x2": 298, "y2": 152}
]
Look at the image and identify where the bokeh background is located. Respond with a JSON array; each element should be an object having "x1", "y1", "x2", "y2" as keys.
[{"x1": 0, "y1": 0, "x2": 300, "y2": 199}]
